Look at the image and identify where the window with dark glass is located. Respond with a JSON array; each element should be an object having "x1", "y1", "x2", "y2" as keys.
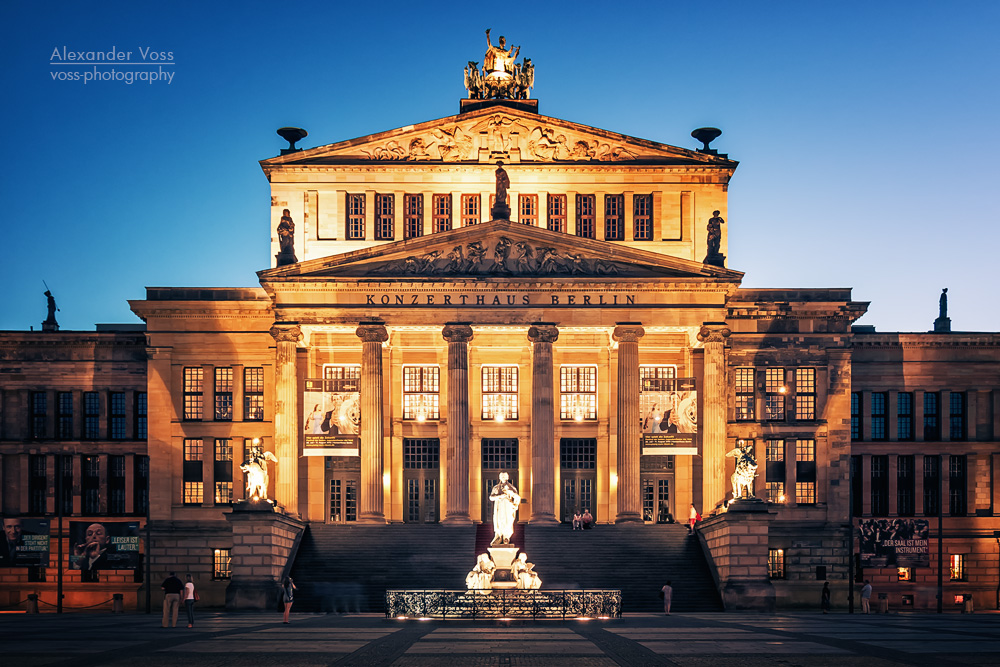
[
  {"x1": 560, "y1": 438, "x2": 596, "y2": 469},
  {"x1": 84, "y1": 391, "x2": 100, "y2": 439},
  {"x1": 461, "y1": 194, "x2": 481, "y2": 226},
  {"x1": 346, "y1": 193, "x2": 365, "y2": 240},
  {"x1": 560, "y1": 366, "x2": 597, "y2": 421},
  {"x1": 213, "y1": 367, "x2": 233, "y2": 421},
  {"x1": 765, "y1": 439, "x2": 784, "y2": 502},
  {"x1": 403, "y1": 366, "x2": 440, "y2": 420},
  {"x1": 633, "y1": 194, "x2": 653, "y2": 240},
  {"x1": 519, "y1": 194, "x2": 538, "y2": 225},
  {"x1": 135, "y1": 391, "x2": 147, "y2": 439},
  {"x1": 735, "y1": 368, "x2": 755, "y2": 421},
  {"x1": 82, "y1": 455, "x2": 100, "y2": 514},
  {"x1": 58, "y1": 391, "x2": 73, "y2": 439},
  {"x1": 795, "y1": 368, "x2": 816, "y2": 420},
  {"x1": 109, "y1": 392, "x2": 126, "y2": 439},
  {"x1": 31, "y1": 391, "x2": 47, "y2": 439},
  {"x1": 482, "y1": 438, "x2": 518, "y2": 470},
  {"x1": 375, "y1": 193, "x2": 394, "y2": 240},
  {"x1": 851, "y1": 392, "x2": 862, "y2": 440},
  {"x1": 243, "y1": 367, "x2": 264, "y2": 421},
  {"x1": 482, "y1": 366, "x2": 518, "y2": 421},
  {"x1": 923, "y1": 392, "x2": 940, "y2": 440},
  {"x1": 871, "y1": 454, "x2": 888, "y2": 516},
  {"x1": 134, "y1": 455, "x2": 149, "y2": 516},
  {"x1": 898, "y1": 455, "x2": 915, "y2": 516},
  {"x1": 29, "y1": 454, "x2": 47, "y2": 515},
  {"x1": 923, "y1": 455, "x2": 941, "y2": 516},
  {"x1": 432, "y1": 194, "x2": 452, "y2": 233},
  {"x1": 604, "y1": 194, "x2": 624, "y2": 240},
  {"x1": 575, "y1": 194, "x2": 595, "y2": 238},
  {"x1": 897, "y1": 392, "x2": 913, "y2": 441},
  {"x1": 183, "y1": 438, "x2": 204, "y2": 505},
  {"x1": 871, "y1": 392, "x2": 887, "y2": 440},
  {"x1": 404, "y1": 193, "x2": 423, "y2": 239},
  {"x1": 59, "y1": 454, "x2": 73, "y2": 515},
  {"x1": 764, "y1": 368, "x2": 785, "y2": 421},
  {"x1": 215, "y1": 438, "x2": 234, "y2": 504},
  {"x1": 109, "y1": 455, "x2": 126, "y2": 515},
  {"x1": 404, "y1": 438, "x2": 440, "y2": 469},
  {"x1": 183, "y1": 367, "x2": 203, "y2": 420},
  {"x1": 949, "y1": 392, "x2": 966, "y2": 441},
  {"x1": 851, "y1": 455, "x2": 863, "y2": 516},
  {"x1": 949, "y1": 455, "x2": 967, "y2": 516},
  {"x1": 547, "y1": 194, "x2": 566, "y2": 232}
]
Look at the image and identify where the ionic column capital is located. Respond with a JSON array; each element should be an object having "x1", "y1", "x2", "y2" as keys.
[
  {"x1": 613, "y1": 322, "x2": 645, "y2": 344},
  {"x1": 697, "y1": 322, "x2": 731, "y2": 344},
  {"x1": 355, "y1": 320, "x2": 389, "y2": 343},
  {"x1": 527, "y1": 322, "x2": 559, "y2": 344},
  {"x1": 269, "y1": 322, "x2": 302, "y2": 344},
  {"x1": 442, "y1": 323, "x2": 474, "y2": 344}
]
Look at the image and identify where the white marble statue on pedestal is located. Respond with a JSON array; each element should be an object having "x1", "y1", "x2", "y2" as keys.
[
  {"x1": 725, "y1": 439, "x2": 758, "y2": 500},
  {"x1": 489, "y1": 472, "x2": 521, "y2": 546}
]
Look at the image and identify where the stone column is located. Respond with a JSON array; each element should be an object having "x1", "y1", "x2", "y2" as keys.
[
  {"x1": 528, "y1": 323, "x2": 560, "y2": 524},
  {"x1": 269, "y1": 323, "x2": 302, "y2": 514},
  {"x1": 442, "y1": 323, "x2": 474, "y2": 524},
  {"x1": 356, "y1": 321, "x2": 389, "y2": 524},
  {"x1": 613, "y1": 323, "x2": 645, "y2": 523},
  {"x1": 698, "y1": 322, "x2": 731, "y2": 513}
]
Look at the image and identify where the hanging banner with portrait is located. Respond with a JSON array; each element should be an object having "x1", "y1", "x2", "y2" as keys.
[
  {"x1": 68, "y1": 521, "x2": 141, "y2": 571},
  {"x1": 0, "y1": 517, "x2": 50, "y2": 567},
  {"x1": 303, "y1": 377, "x2": 361, "y2": 456},
  {"x1": 640, "y1": 377, "x2": 698, "y2": 455},
  {"x1": 857, "y1": 518, "x2": 930, "y2": 568}
]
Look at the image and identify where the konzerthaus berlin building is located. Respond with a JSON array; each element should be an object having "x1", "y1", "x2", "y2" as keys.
[{"x1": 2, "y1": 43, "x2": 998, "y2": 613}]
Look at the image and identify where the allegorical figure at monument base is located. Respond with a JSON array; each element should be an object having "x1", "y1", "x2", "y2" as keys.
[
  {"x1": 240, "y1": 438, "x2": 278, "y2": 501},
  {"x1": 489, "y1": 472, "x2": 520, "y2": 546}
]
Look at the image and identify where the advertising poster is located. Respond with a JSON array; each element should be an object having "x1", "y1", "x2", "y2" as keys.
[
  {"x1": 640, "y1": 377, "x2": 698, "y2": 455},
  {"x1": 0, "y1": 517, "x2": 50, "y2": 567},
  {"x1": 68, "y1": 521, "x2": 141, "y2": 571},
  {"x1": 303, "y1": 377, "x2": 361, "y2": 456},
  {"x1": 858, "y1": 518, "x2": 930, "y2": 568}
]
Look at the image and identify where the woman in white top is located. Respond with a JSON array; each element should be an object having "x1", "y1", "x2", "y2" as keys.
[{"x1": 183, "y1": 574, "x2": 197, "y2": 628}]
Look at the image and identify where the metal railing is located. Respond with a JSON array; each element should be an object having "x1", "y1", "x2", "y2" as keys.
[{"x1": 385, "y1": 588, "x2": 621, "y2": 619}]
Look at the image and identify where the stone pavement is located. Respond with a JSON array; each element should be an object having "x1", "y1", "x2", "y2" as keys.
[{"x1": 0, "y1": 611, "x2": 999, "y2": 666}]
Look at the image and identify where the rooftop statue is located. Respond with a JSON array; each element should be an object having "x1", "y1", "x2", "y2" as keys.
[
  {"x1": 42, "y1": 288, "x2": 59, "y2": 332},
  {"x1": 464, "y1": 29, "x2": 534, "y2": 100},
  {"x1": 241, "y1": 438, "x2": 278, "y2": 501},
  {"x1": 489, "y1": 471, "x2": 520, "y2": 546}
]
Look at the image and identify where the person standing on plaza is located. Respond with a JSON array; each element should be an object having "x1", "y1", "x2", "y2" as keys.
[
  {"x1": 282, "y1": 576, "x2": 297, "y2": 623},
  {"x1": 161, "y1": 571, "x2": 184, "y2": 628},
  {"x1": 861, "y1": 580, "x2": 872, "y2": 614},
  {"x1": 183, "y1": 574, "x2": 197, "y2": 628},
  {"x1": 821, "y1": 581, "x2": 831, "y2": 614},
  {"x1": 660, "y1": 580, "x2": 673, "y2": 615}
]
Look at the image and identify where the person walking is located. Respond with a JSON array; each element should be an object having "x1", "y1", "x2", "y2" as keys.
[
  {"x1": 282, "y1": 576, "x2": 297, "y2": 623},
  {"x1": 161, "y1": 571, "x2": 183, "y2": 628},
  {"x1": 861, "y1": 580, "x2": 872, "y2": 614},
  {"x1": 821, "y1": 581, "x2": 831, "y2": 614},
  {"x1": 660, "y1": 580, "x2": 673, "y2": 615},
  {"x1": 688, "y1": 504, "x2": 699, "y2": 535},
  {"x1": 183, "y1": 574, "x2": 197, "y2": 628}
]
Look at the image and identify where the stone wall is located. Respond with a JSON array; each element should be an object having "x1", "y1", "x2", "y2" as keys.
[
  {"x1": 699, "y1": 501, "x2": 775, "y2": 611},
  {"x1": 225, "y1": 505, "x2": 304, "y2": 610}
]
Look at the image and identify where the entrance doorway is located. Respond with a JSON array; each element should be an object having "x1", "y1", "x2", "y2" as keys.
[
  {"x1": 560, "y1": 438, "x2": 597, "y2": 523},
  {"x1": 641, "y1": 475, "x2": 672, "y2": 523},
  {"x1": 326, "y1": 457, "x2": 360, "y2": 524},
  {"x1": 481, "y1": 438, "x2": 518, "y2": 523},
  {"x1": 403, "y1": 436, "x2": 440, "y2": 523}
]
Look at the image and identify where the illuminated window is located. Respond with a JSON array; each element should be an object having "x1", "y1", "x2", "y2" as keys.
[
  {"x1": 329, "y1": 478, "x2": 358, "y2": 523},
  {"x1": 461, "y1": 194, "x2": 481, "y2": 226},
  {"x1": 215, "y1": 438, "x2": 233, "y2": 504},
  {"x1": 324, "y1": 364, "x2": 361, "y2": 383},
  {"x1": 796, "y1": 439, "x2": 817, "y2": 505},
  {"x1": 404, "y1": 193, "x2": 423, "y2": 239},
  {"x1": 766, "y1": 481, "x2": 784, "y2": 503},
  {"x1": 547, "y1": 194, "x2": 567, "y2": 233},
  {"x1": 58, "y1": 391, "x2": 73, "y2": 439},
  {"x1": 109, "y1": 392, "x2": 126, "y2": 439},
  {"x1": 950, "y1": 554, "x2": 966, "y2": 581},
  {"x1": 795, "y1": 481, "x2": 816, "y2": 504},
  {"x1": 184, "y1": 481, "x2": 203, "y2": 504},
  {"x1": 897, "y1": 567, "x2": 912, "y2": 581},
  {"x1": 134, "y1": 391, "x2": 147, "y2": 439},
  {"x1": 640, "y1": 366, "x2": 676, "y2": 384},
  {"x1": 243, "y1": 368, "x2": 264, "y2": 421},
  {"x1": 766, "y1": 439, "x2": 785, "y2": 502},
  {"x1": 215, "y1": 481, "x2": 233, "y2": 504},
  {"x1": 560, "y1": 366, "x2": 598, "y2": 421},
  {"x1": 764, "y1": 368, "x2": 785, "y2": 421},
  {"x1": 851, "y1": 391, "x2": 862, "y2": 440},
  {"x1": 604, "y1": 194, "x2": 624, "y2": 240},
  {"x1": 30, "y1": 391, "x2": 47, "y2": 439},
  {"x1": 482, "y1": 366, "x2": 518, "y2": 421},
  {"x1": 432, "y1": 194, "x2": 452, "y2": 233},
  {"x1": 871, "y1": 392, "x2": 887, "y2": 440},
  {"x1": 923, "y1": 392, "x2": 940, "y2": 440},
  {"x1": 795, "y1": 439, "x2": 815, "y2": 462},
  {"x1": 183, "y1": 367, "x2": 203, "y2": 420},
  {"x1": 735, "y1": 368, "x2": 755, "y2": 421},
  {"x1": 375, "y1": 193, "x2": 394, "y2": 240},
  {"x1": 403, "y1": 366, "x2": 440, "y2": 421},
  {"x1": 633, "y1": 194, "x2": 652, "y2": 240},
  {"x1": 215, "y1": 367, "x2": 233, "y2": 421},
  {"x1": 767, "y1": 439, "x2": 785, "y2": 462},
  {"x1": 768, "y1": 548, "x2": 785, "y2": 579},
  {"x1": 897, "y1": 392, "x2": 913, "y2": 440},
  {"x1": 213, "y1": 548, "x2": 232, "y2": 579},
  {"x1": 949, "y1": 392, "x2": 966, "y2": 441},
  {"x1": 84, "y1": 391, "x2": 100, "y2": 439},
  {"x1": 183, "y1": 438, "x2": 203, "y2": 505},
  {"x1": 346, "y1": 193, "x2": 365, "y2": 240},
  {"x1": 519, "y1": 194, "x2": 538, "y2": 225},
  {"x1": 794, "y1": 368, "x2": 816, "y2": 420},
  {"x1": 575, "y1": 194, "x2": 595, "y2": 238}
]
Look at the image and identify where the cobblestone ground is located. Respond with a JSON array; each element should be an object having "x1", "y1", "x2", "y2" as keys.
[{"x1": 0, "y1": 611, "x2": 998, "y2": 666}]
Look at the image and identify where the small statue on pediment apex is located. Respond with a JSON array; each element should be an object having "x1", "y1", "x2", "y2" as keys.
[{"x1": 276, "y1": 209, "x2": 297, "y2": 267}]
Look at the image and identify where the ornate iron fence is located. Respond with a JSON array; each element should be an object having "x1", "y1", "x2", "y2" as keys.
[{"x1": 385, "y1": 589, "x2": 621, "y2": 619}]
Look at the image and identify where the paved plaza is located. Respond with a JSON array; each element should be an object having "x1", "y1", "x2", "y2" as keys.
[{"x1": 0, "y1": 610, "x2": 998, "y2": 666}]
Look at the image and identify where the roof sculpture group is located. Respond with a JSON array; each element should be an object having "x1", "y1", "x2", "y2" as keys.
[{"x1": 465, "y1": 29, "x2": 534, "y2": 100}]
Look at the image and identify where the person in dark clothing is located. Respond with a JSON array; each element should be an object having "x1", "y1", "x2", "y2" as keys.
[
  {"x1": 821, "y1": 581, "x2": 831, "y2": 614},
  {"x1": 161, "y1": 572, "x2": 184, "y2": 627}
]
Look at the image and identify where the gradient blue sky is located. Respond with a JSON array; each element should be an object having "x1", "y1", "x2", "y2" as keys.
[{"x1": 1, "y1": 1, "x2": 997, "y2": 332}]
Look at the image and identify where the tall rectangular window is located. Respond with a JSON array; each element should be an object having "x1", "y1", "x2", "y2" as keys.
[
  {"x1": 109, "y1": 455, "x2": 126, "y2": 515},
  {"x1": 215, "y1": 438, "x2": 234, "y2": 504},
  {"x1": 183, "y1": 367, "x2": 203, "y2": 420},
  {"x1": 482, "y1": 366, "x2": 518, "y2": 421},
  {"x1": 897, "y1": 392, "x2": 913, "y2": 441},
  {"x1": 59, "y1": 454, "x2": 74, "y2": 515},
  {"x1": 851, "y1": 392, "x2": 862, "y2": 440},
  {"x1": 735, "y1": 368, "x2": 755, "y2": 421},
  {"x1": 109, "y1": 392, "x2": 126, "y2": 439},
  {"x1": 346, "y1": 193, "x2": 365, "y2": 240},
  {"x1": 134, "y1": 391, "x2": 147, "y2": 440},
  {"x1": 30, "y1": 391, "x2": 47, "y2": 439},
  {"x1": 432, "y1": 194, "x2": 452, "y2": 233},
  {"x1": 897, "y1": 455, "x2": 915, "y2": 516},
  {"x1": 134, "y1": 455, "x2": 149, "y2": 516},
  {"x1": 183, "y1": 438, "x2": 204, "y2": 505},
  {"x1": 213, "y1": 548, "x2": 232, "y2": 579},
  {"x1": 29, "y1": 454, "x2": 47, "y2": 515},
  {"x1": 871, "y1": 392, "x2": 887, "y2": 440},
  {"x1": 851, "y1": 455, "x2": 863, "y2": 517},
  {"x1": 403, "y1": 366, "x2": 440, "y2": 421},
  {"x1": 949, "y1": 554, "x2": 966, "y2": 581},
  {"x1": 923, "y1": 455, "x2": 941, "y2": 516},
  {"x1": 633, "y1": 194, "x2": 653, "y2": 240},
  {"x1": 82, "y1": 455, "x2": 100, "y2": 514},
  {"x1": 949, "y1": 455, "x2": 967, "y2": 516},
  {"x1": 794, "y1": 368, "x2": 816, "y2": 420},
  {"x1": 768, "y1": 548, "x2": 785, "y2": 579},
  {"x1": 214, "y1": 367, "x2": 233, "y2": 421},
  {"x1": 243, "y1": 367, "x2": 264, "y2": 421},
  {"x1": 519, "y1": 194, "x2": 538, "y2": 225},
  {"x1": 58, "y1": 391, "x2": 73, "y2": 439},
  {"x1": 765, "y1": 439, "x2": 785, "y2": 502},
  {"x1": 764, "y1": 368, "x2": 785, "y2": 421},
  {"x1": 461, "y1": 194, "x2": 481, "y2": 226},
  {"x1": 560, "y1": 366, "x2": 598, "y2": 421},
  {"x1": 923, "y1": 392, "x2": 940, "y2": 441},
  {"x1": 547, "y1": 194, "x2": 566, "y2": 232},
  {"x1": 560, "y1": 438, "x2": 596, "y2": 469},
  {"x1": 374, "y1": 193, "x2": 394, "y2": 240},
  {"x1": 84, "y1": 392, "x2": 100, "y2": 439},
  {"x1": 403, "y1": 193, "x2": 423, "y2": 239},
  {"x1": 949, "y1": 392, "x2": 966, "y2": 441},
  {"x1": 796, "y1": 439, "x2": 817, "y2": 504},
  {"x1": 604, "y1": 194, "x2": 624, "y2": 240},
  {"x1": 871, "y1": 455, "x2": 889, "y2": 516},
  {"x1": 575, "y1": 194, "x2": 595, "y2": 238}
]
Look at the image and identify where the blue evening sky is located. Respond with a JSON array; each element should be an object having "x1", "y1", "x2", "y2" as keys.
[{"x1": 1, "y1": 1, "x2": 997, "y2": 332}]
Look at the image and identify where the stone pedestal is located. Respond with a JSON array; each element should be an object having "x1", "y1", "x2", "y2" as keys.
[
  {"x1": 488, "y1": 546, "x2": 520, "y2": 589},
  {"x1": 698, "y1": 499, "x2": 775, "y2": 611},
  {"x1": 224, "y1": 502, "x2": 305, "y2": 610}
]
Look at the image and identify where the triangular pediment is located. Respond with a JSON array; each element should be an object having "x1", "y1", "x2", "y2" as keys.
[
  {"x1": 261, "y1": 106, "x2": 735, "y2": 168},
  {"x1": 259, "y1": 221, "x2": 744, "y2": 282}
]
